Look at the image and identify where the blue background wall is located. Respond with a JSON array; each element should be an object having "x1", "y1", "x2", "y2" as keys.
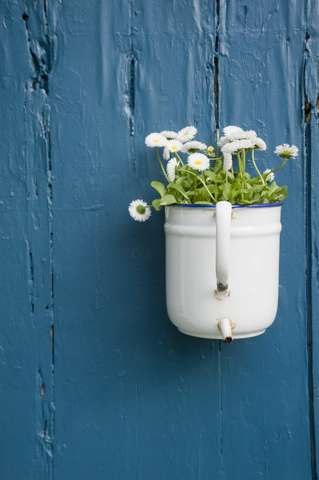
[{"x1": 0, "y1": 0, "x2": 318, "y2": 478}]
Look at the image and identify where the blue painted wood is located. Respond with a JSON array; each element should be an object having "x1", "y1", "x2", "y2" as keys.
[
  {"x1": 306, "y1": 0, "x2": 319, "y2": 476},
  {"x1": 0, "y1": 0, "x2": 317, "y2": 479},
  {"x1": 218, "y1": 1, "x2": 312, "y2": 478},
  {"x1": 0, "y1": 1, "x2": 54, "y2": 478}
]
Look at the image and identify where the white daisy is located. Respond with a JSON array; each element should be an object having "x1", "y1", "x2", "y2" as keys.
[
  {"x1": 254, "y1": 138, "x2": 267, "y2": 151},
  {"x1": 223, "y1": 126, "x2": 244, "y2": 138},
  {"x1": 177, "y1": 126, "x2": 197, "y2": 143},
  {"x1": 217, "y1": 136, "x2": 231, "y2": 147},
  {"x1": 167, "y1": 158, "x2": 178, "y2": 182},
  {"x1": 145, "y1": 133, "x2": 168, "y2": 148},
  {"x1": 236, "y1": 130, "x2": 257, "y2": 141},
  {"x1": 223, "y1": 152, "x2": 233, "y2": 171},
  {"x1": 128, "y1": 199, "x2": 151, "y2": 222},
  {"x1": 263, "y1": 169, "x2": 274, "y2": 182},
  {"x1": 181, "y1": 141, "x2": 207, "y2": 153},
  {"x1": 160, "y1": 130, "x2": 178, "y2": 140},
  {"x1": 222, "y1": 139, "x2": 255, "y2": 154},
  {"x1": 187, "y1": 153, "x2": 210, "y2": 171},
  {"x1": 274, "y1": 144, "x2": 299, "y2": 159},
  {"x1": 167, "y1": 139, "x2": 183, "y2": 153}
]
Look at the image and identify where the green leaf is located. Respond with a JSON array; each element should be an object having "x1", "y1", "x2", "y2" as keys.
[
  {"x1": 195, "y1": 201, "x2": 213, "y2": 205},
  {"x1": 167, "y1": 183, "x2": 191, "y2": 202},
  {"x1": 181, "y1": 164, "x2": 191, "y2": 173},
  {"x1": 152, "y1": 198, "x2": 163, "y2": 211},
  {"x1": 250, "y1": 185, "x2": 264, "y2": 193},
  {"x1": 159, "y1": 194, "x2": 177, "y2": 206},
  {"x1": 205, "y1": 171, "x2": 220, "y2": 183},
  {"x1": 221, "y1": 185, "x2": 231, "y2": 201},
  {"x1": 213, "y1": 159, "x2": 223, "y2": 173},
  {"x1": 151, "y1": 181, "x2": 166, "y2": 197}
]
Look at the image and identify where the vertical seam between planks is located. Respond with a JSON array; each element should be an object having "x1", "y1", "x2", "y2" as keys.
[
  {"x1": 214, "y1": 0, "x2": 220, "y2": 151},
  {"x1": 22, "y1": 1, "x2": 55, "y2": 475},
  {"x1": 44, "y1": 3, "x2": 55, "y2": 476},
  {"x1": 215, "y1": 1, "x2": 223, "y2": 477},
  {"x1": 129, "y1": 0, "x2": 140, "y2": 476},
  {"x1": 304, "y1": 29, "x2": 317, "y2": 480},
  {"x1": 129, "y1": 0, "x2": 135, "y2": 137}
]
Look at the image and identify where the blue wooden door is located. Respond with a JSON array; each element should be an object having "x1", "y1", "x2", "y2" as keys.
[{"x1": 0, "y1": 0, "x2": 317, "y2": 478}]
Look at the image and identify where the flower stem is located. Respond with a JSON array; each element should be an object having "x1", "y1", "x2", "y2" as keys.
[
  {"x1": 175, "y1": 152, "x2": 184, "y2": 165},
  {"x1": 237, "y1": 152, "x2": 243, "y2": 176},
  {"x1": 156, "y1": 147, "x2": 169, "y2": 182},
  {"x1": 186, "y1": 170, "x2": 216, "y2": 203},
  {"x1": 269, "y1": 158, "x2": 287, "y2": 173},
  {"x1": 251, "y1": 149, "x2": 265, "y2": 186}
]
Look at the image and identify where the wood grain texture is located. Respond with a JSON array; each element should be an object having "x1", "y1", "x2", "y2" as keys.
[{"x1": 0, "y1": 0, "x2": 317, "y2": 479}]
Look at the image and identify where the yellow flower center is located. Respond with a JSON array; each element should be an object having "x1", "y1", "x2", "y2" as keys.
[
  {"x1": 194, "y1": 160, "x2": 202, "y2": 165},
  {"x1": 153, "y1": 139, "x2": 159, "y2": 143},
  {"x1": 172, "y1": 146, "x2": 177, "y2": 150},
  {"x1": 184, "y1": 132, "x2": 188, "y2": 136}
]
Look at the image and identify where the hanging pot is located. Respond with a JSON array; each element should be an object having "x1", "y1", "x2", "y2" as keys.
[{"x1": 164, "y1": 202, "x2": 283, "y2": 342}]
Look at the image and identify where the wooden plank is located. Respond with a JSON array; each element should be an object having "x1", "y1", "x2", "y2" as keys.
[
  {"x1": 50, "y1": 1, "x2": 141, "y2": 478},
  {"x1": 306, "y1": 0, "x2": 319, "y2": 475},
  {"x1": 218, "y1": 0, "x2": 312, "y2": 478},
  {"x1": 0, "y1": 1, "x2": 54, "y2": 478},
  {"x1": 50, "y1": 0, "x2": 222, "y2": 478},
  {"x1": 132, "y1": 4, "x2": 222, "y2": 475}
]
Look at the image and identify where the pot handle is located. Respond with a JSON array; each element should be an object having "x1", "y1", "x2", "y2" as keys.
[{"x1": 215, "y1": 201, "x2": 232, "y2": 293}]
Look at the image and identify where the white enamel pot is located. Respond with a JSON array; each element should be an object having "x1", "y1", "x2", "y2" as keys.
[{"x1": 164, "y1": 202, "x2": 283, "y2": 342}]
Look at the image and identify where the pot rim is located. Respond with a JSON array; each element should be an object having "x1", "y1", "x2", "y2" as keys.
[{"x1": 167, "y1": 201, "x2": 284, "y2": 209}]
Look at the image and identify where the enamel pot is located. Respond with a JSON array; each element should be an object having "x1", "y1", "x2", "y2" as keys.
[{"x1": 164, "y1": 202, "x2": 283, "y2": 342}]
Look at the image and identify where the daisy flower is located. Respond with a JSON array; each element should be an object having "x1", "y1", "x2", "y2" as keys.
[
  {"x1": 254, "y1": 138, "x2": 267, "y2": 151},
  {"x1": 217, "y1": 136, "x2": 231, "y2": 147},
  {"x1": 167, "y1": 139, "x2": 183, "y2": 153},
  {"x1": 129, "y1": 199, "x2": 151, "y2": 222},
  {"x1": 223, "y1": 152, "x2": 233, "y2": 171},
  {"x1": 167, "y1": 158, "x2": 178, "y2": 182},
  {"x1": 274, "y1": 144, "x2": 299, "y2": 159},
  {"x1": 177, "y1": 126, "x2": 197, "y2": 143},
  {"x1": 237, "y1": 130, "x2": 257, "y2": 141},
  {"x1": 145, "y1": 133, "x2": 168, "y2": 148},
  {"x1": 222, "y1": 139, "x2": 255, "y2": 154},
  {"x1": 223, "y1": 125, "x2": 244, "y2": 139},
  {"x1": 263, "y1": 169, "x2": 274, "y2": 182},
  {"x1": 160, "y1": 130, "x2": 178, "y2": 140},
  {"x1": 219, "y1": 127, "x2": 257, "y2": 144},
  {"x1": 187, "y1": 153, "x2": 210, "y2": 171},
  {"x1": 181, "y1": 141, "x2": 207, "y2": 153}
]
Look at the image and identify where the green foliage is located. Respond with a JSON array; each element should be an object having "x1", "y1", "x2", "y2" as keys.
[
  {"x1": 146, "y1": 129, "x2": 294, "y2": 209},
  {"x1": 151, "y1": 164, "x2": 287, "y2": 208}
]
